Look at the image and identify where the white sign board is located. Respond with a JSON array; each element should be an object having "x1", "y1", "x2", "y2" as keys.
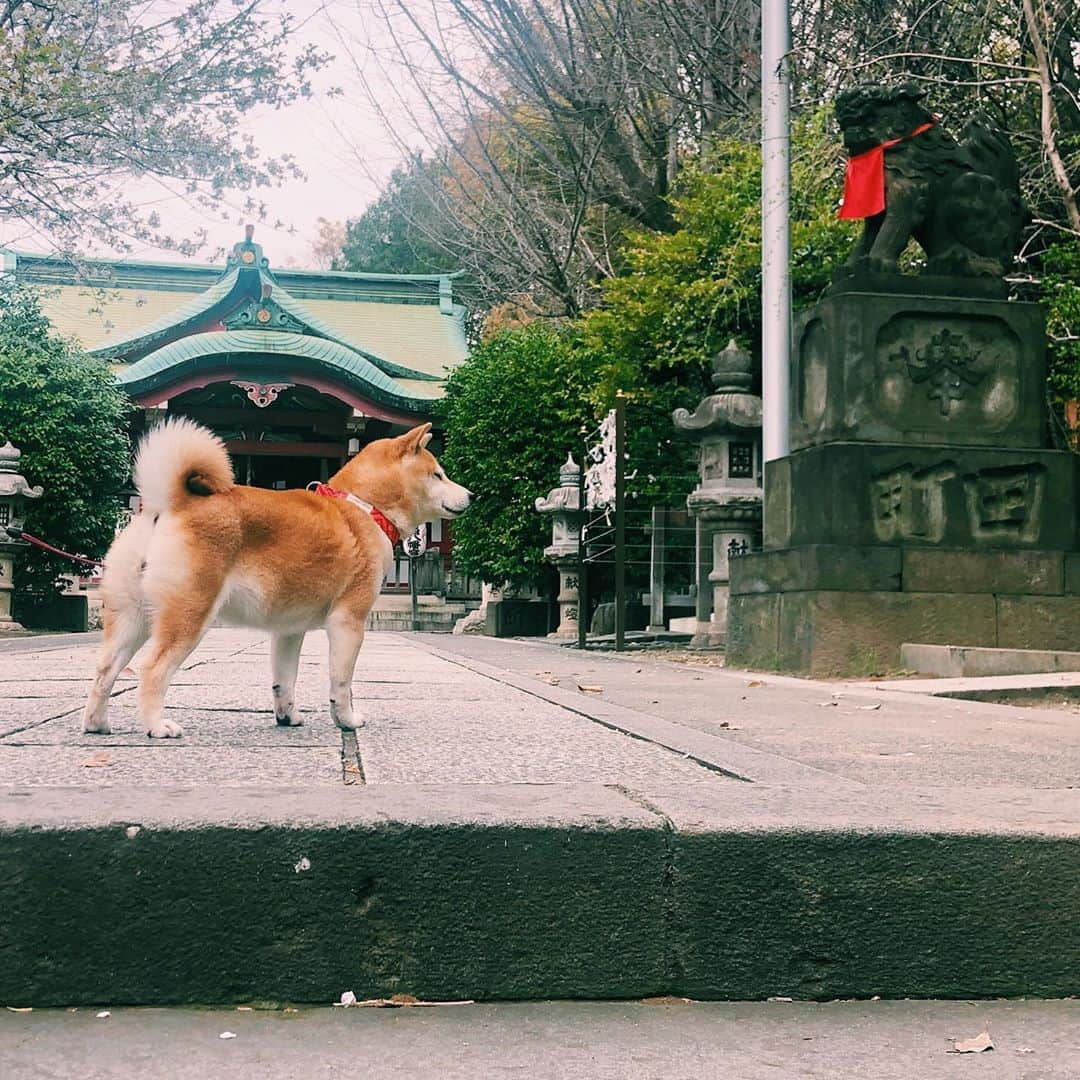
[{"x1": 583, "y1": 409, "x2": 618, "y2": 510}]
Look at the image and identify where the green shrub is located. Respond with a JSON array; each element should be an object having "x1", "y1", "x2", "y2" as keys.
[
  {"x1": 0, "y1": 281, "x2": 130, "y2": 597},
  {"x1": 437, "y1": 324, "x2": 599, "y2": 588}
]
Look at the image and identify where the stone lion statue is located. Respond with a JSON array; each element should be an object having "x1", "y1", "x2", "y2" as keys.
[{"x1": 835, "y1": 83, "x2": 1026, "y2": 281}]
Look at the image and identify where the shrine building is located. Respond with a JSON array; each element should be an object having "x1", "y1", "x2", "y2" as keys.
[{"x1": 7, "y1": 228, "x2": 473, "y2": 599}]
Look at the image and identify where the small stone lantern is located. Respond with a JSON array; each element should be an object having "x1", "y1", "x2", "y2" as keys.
[
  {"x1": 673, "y1": 341, "x2": 763, "y2": 648},
  {"x1": 0, "y1": 441, "x2": 44, "y2": 631},
  {"x1": 535, "y1": 454, "x2": 583, "y2": 639}
]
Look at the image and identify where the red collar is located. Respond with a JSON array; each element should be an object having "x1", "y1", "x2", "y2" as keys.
[
  {"x1": 838, "y1": 120, "x2": 935, "y2": 220},
  {"x1": 309, "y1": 483, "x2": 401, "y2": 546}
]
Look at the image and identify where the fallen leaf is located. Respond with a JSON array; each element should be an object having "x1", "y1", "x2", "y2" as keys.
[
  {"x1": 236, "y1": 1006, "x2": 253, "y2": 1012},
  {"x1": 718, "y1": 722, "x2": 730, "y2": 729},
  {"x1": 96, "y1": 1011, "x2": 110, "y2": 1019},
  {"x1": 767, "y1": 996, "x2": 793, "y2": 1003},
  {"x1": 748, "y1": 680, "x2": 764, "y2": 689},
  {"x1": 856, "y1": 703, "x2": 882, "y2": 711},
  {"x1": 577, "y1": 684, "x2": 603, "y2": 693},
  {"x1": 1014, "y1": 1047, "x2": 1035, "y2": 1054},
  {"x1": 219, "y1": 1031, "x2": 237, "y2": 1040},
  {"x1": 817, "y1": 701, "x2": 839, "y2": 708},
  {"x1": 949, "y1": 1030, "x2": 994, "y2": 1054},
  {"x1": 5, "y1": 1006, "x2": 32, "y2": 1013},
  {"x1": 82, "y1": 752, "x2": 112, "y2": 769}
]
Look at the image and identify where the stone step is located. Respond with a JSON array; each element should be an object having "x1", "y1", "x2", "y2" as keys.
[
  {"x1": 367, "y1": 615, "x2": 462, "y2": 632},
  {"x1": 4, "y1": 784, "x2": 1080, "y2": 1005},
  {"x1": 901, "y1": 642, "x2": 1080, "y2": 678}
]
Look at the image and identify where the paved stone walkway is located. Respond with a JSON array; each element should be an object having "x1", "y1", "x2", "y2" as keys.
[
  {"x1": 5, "y1": 628, "x2": 1080, "y2": 1005},
  {"x1": 0, "y1": 629, "x2": 720, "y2": 787},
  {"x1": 5, "y1": 999, "x2": 1080, "y2": 1080}
]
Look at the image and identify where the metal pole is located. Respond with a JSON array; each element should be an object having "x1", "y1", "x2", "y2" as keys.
[
  {"x1": 648, "y1": 504, "x2": 666, "y2": 633},
  {"x1": 614, "y1": 393, "x2": 627, "y2": 652},
  {"x1": 761, "y1": 0, "x2": 791, "y2": 465},
  {"x1": 409, "y1": 556, "x2": 419, "y2": 632},
  {"x1": 577, "y1": 444, "x2": 588, "y2": 651}
]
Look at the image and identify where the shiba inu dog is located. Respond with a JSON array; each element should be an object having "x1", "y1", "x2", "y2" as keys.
[{"x1": 81, "y1": 418, "x2": 471, "y2": 738}]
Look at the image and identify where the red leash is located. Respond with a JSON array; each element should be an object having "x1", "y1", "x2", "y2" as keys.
[{"x1": 6, "y1": 528, "x2": 103, "y2": 569}]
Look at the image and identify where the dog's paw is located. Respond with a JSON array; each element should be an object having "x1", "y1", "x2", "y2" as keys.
[
  {"x1": 146, "y1": 718, "x2": 184, "y2": 739},
  {"x1": 83, "y1": 720, "x2": 112, "y2": 735},
  {"x1": 330, "y1": 706, "x2": 364, "y2": 731},
  {"x1": 275, "y1": 713, "x2": 304, "y2": 727}
]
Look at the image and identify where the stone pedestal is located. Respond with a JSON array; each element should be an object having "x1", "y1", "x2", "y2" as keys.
[
  {"x1": 728, "y1": 290, "x2": 1080, "y2": 676},
  {"x1": 535, "y1": 455, "x2": 583, "y2": 640},
  {"x1": 673, "y1": 341, "x2": 763, "y2": 648},
  {"x1": 0, "y1": 441, "x2": 44, "y2": 633},
  {"x1": 0, "y1": 542, "x2": 23, "y2": 631}
]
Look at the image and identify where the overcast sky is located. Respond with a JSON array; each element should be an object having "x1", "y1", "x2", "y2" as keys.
[{"x1": 5, "y1": 2, "x2": 419, "y2": 271}]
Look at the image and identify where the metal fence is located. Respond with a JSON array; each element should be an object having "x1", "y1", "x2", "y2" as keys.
[{"x1": 577, "y1": 394, "x2": 698, "y2": 651}]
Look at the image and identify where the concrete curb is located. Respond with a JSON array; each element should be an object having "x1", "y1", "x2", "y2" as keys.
[
  {"x1": 4, "y1": 783, "x2": 1080, "y2": 1005},
  {"x1": 0, "y1": 630, "x2": 101, "y2": 653}
]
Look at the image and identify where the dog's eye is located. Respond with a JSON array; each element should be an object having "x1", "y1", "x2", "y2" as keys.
[{"x1": 434, "y1": 470, "x2": 445, "y2": 480}]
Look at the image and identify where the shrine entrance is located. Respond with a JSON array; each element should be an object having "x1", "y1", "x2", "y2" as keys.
[{"x1": 138, "y1": 379, "x2": 402, "y2": 493}]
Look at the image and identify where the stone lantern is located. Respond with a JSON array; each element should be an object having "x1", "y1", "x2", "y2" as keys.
[
  {"x1": 0, "y1": 441, "x2": 44, "y2": 631},
  {"x1": 535, "y1": 454, "x2": 583, "y2": 639},
  {"x1": 672, "y1": 341, "x2": 763, "y2": 648}
]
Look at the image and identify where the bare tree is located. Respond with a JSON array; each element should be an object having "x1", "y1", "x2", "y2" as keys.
[
  {"x1": 0, "y1": 0, "x2": 329, "y2": 255},
  {"x1": 332, "y1": 0, "x2": 760, "y2": 314}
]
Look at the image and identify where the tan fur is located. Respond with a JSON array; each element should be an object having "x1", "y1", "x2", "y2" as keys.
[{"x1": 82, "y1": 419, "x2": 470, "y2": 738}]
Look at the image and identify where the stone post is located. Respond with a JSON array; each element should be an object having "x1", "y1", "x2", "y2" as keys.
[
  {"x1": 673, "y1": 341, "x2": 763, "y2": 648},
  {"x1": 0, "y1": 441, "x2": 44, "y2": 632},
  {"x1": 535, "y1": 454, "x2": 583, "y2": 640}
]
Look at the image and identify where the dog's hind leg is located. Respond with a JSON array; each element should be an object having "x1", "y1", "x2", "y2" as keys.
[
  {"x1": 137, "y1": 595, "x2": 218, "y2": 739},
  {"x1": 82, "y1": 602, "x2": 149, "y2": 735},
  {"x1": 270, "y1": 631, "x2": 305, "y2": 726},
  {"x1": 326, "y1": 615, "x2": 365, "y2": 731}
]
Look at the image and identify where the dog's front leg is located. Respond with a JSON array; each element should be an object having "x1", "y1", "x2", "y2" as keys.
[
  {"x1": 271, "y1": 631, "x2": 305, "y2": 726},
  {"x1": 326, "y1": 617, "x2": 365, "y2": 731}
]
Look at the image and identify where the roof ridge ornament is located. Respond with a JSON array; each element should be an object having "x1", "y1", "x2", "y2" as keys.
[{"x1": 227, "y1": 223, "x2": 269, "y2": 271}]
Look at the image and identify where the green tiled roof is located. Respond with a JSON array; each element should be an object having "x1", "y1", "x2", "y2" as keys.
[
  {"x1": 7, "y1": 238, "x2": 469, "y2": 400},
  {"x1": 117, "y1": 331, "x2": 429, "y2": 414},
  {"x1": 87, "y1": 268, "x2": 241, "y2": 358}
]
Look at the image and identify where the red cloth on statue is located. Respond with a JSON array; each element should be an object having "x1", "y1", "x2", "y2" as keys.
[{"x1": 838, "y1": 122, "x2": 935, "y2": 220}]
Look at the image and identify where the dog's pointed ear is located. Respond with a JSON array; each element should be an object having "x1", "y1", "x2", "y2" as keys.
[{"x1": 400, "y1": 423, "x2": 433, "y2": 454}]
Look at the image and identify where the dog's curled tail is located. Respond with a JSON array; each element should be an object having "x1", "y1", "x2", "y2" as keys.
[{"x1": 134, "y1": 417, "x2": 234, "y2": 515}]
